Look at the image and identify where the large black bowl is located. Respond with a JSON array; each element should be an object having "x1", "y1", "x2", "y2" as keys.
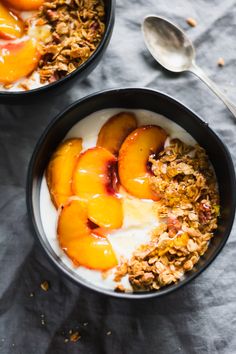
[
  {"x1": 27, "y1": 88, "x2": 236, "y2": 299},
  {"x1": 0, "y1": 0, "x2": 115, "y2": 104}
]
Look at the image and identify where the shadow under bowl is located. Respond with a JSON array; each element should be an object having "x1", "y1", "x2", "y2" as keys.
[
  {"x1": 27, "y1": 87, "x2": 236, "y2": 299},
  {"x1": 0, "y1": 0, "x2": 115, "y2": 104}
]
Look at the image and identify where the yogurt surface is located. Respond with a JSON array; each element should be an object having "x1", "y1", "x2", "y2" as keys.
[{"x1": 39, "y1": 108, "x2": 196, "y2": 291}]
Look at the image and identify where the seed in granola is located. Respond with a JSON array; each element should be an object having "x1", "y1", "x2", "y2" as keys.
[
  {"x1": 186, "y1": 17, "x2": 197, "y2": 27},
  {"x1": 40, "y1": 280, "x2": 50, "y2": 291}
]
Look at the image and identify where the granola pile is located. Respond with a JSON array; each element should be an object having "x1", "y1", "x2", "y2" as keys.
[
  {"x1": 34, "y1": 0, "x2": 105, "y2": 83},
  {"x1": 114, "y1": 139, "x2": 220, "y2": 292}
]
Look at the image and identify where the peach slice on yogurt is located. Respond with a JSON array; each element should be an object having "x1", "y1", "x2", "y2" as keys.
[
  {"x1": 72, "y1": 147, "x2": 123, "y2": 229},
  {"x1": 57, "y1": 199, "x2": 118, "y2": 270},
  {"x1": 118, "y1": 125, "x2": 168, "y2": 200},
  {"x1": 0, "y1": 37, "x2": 40, "y2": 84},
  {"x1": 0, "y1": 3, "x2": 24, "y2": 40},
  {"x1": 46, "y1": 138, "x2": 83, "y2": 209},
  {"x1": 97, "y1": 112, "x2": 137, "y2": 155},
  {"x1": 4, "y1": 0, "x2": 45, "y2": 11}
]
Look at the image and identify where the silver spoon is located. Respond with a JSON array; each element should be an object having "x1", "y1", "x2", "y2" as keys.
[{"x1": 142, "y1": 15, "x2": 236, "y2": 118}]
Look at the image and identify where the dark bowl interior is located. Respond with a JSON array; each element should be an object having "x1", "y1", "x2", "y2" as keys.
[
  {"x1": 27, "y1": 88, "x2": 236, "y2": 299},
  {"x1": 0, "y1": 0, "x2": 115, "y2": 104}
]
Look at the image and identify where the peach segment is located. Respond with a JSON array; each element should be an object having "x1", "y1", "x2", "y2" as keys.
[
  {"x1": 58, "y1": 198, "x2": 89, "y2": 241},
  {"x1": 0, "y1": 38, "x2": 40, "y2": 84},
  {"x1": 46, "y1": 138, "x2": 83, "y2": 209},
  {"x1": 97, "y1": 112, "x2": 137, "y2": 155},
  {"x1": 58, "y1": 199, "x2": 118, "y2": 270},
  {"x1": 73, "y1": 147, "x2": 117, "y2": 198},
  {"x1": 72, "y1": 147, "x2": 123, "y2": 229},
  {"x1": 4, "y1": 0, "x2": 44, "y2": 11},
  {"x1": 118, "y1": 125, "x2": 168, "y2": 200},
  {"x1": 88, "y1": 195, "x2": 123, "y2": 229},
  {"x1": 0, "y1": 3, "x2": 24, "y2": 40}
]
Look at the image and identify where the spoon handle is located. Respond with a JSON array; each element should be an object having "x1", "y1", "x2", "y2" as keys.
[{"x1": 189, "y1": 62, "x2": 236, "y2": 119}]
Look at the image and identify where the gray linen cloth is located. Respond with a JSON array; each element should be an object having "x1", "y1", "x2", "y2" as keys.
[{"x1": 0, "y1": 0, "x2": 236, "y2": 353}]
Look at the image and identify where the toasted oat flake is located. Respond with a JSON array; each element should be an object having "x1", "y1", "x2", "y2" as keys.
[
  {"x1": 115, "y1": 283, "x2": 125, "y2": 292},
  {"x1": 70, "y1": 331, "x2": 81, "y2": 342},
  {"x1": 217, "y1": 57, "x2": 225, "y2": 67},
  {"x1": 40, "y1": 280, "x2": 50, "y2": 291}
]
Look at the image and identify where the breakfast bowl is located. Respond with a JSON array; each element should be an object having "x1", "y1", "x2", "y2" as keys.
[
  {"x1": 0, "y1": 0, "x2": 115, "y2": 104},
  {"x1": 27, "y1": 88, "x2": 236, "y2": 299}
]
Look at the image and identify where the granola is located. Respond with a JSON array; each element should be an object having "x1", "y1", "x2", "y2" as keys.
[
  {"x1": 114, "y1": 139, "x2": 220, "y2": 291},
  {"x1": 34, "y1": 0, "x2": 105, "y2": 83}
]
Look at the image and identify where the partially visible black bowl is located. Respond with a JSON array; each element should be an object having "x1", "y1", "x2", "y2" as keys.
[
  {"x1": 0, "y1": 0, "x2": 115, "y2": 104},
  {"x1": 27, "y1": 88, "x2": 236, "y2": 299}
]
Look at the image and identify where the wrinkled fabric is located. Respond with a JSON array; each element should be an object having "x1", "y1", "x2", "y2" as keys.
[{"x1": 0, "y1": 0, "x2": 236, "y2": 353}]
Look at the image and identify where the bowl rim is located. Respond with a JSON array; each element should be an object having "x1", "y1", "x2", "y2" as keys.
[
  {"x1": 0, "y1": 0, "x2": 115, "y2": 97},
  {"x1": 26, "y1": 87, "x2": 236, "y2": 300}
]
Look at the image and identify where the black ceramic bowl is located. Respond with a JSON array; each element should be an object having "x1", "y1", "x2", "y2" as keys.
[
  {"x1": 0, "y1": 0, "x2": 115, "y2": 104},
  {"x1": 27, "y1": 88, "x2": 236, "y2": 299}
]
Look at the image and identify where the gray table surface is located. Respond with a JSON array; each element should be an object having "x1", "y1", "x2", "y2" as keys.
[{"x1": 0, "y1": 0, "x2": 236, "y2": 353}]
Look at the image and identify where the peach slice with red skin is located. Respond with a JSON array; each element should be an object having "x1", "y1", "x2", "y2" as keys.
[
  {"x1": 118, "y1": 125, "x2": 168, "y2": 200},
  {"x1": 0, "y1": 37, "x2": 40, "y2": 84},
  {"x1": 0, "y1": 3, "x2": 24, "y2": 40},
  {"x1": 57, "y1": 199, "x2": 117, "y2": 270},
  {"x1": 46, "y1": 138, "x2": 83, "y2": 209},
  {"x1": 72, "y1": 147, "x2": 123, "y2": 229},
  {"x1": 4, "y1": 0, "x2": 44, "y2": 11},
  {"x1": 97, "y1": 112, "x2": 137, "y2": 155}
]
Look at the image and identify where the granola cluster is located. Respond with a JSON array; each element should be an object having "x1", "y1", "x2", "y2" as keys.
[
  {"x1": 34, "y1": 0, "x2": 105, "y2": 83},
  {"x1": 115, "y1": 139, "x2": 220, "y2": 292}
]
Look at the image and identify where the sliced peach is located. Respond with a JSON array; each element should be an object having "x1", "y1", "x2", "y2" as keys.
[
  {"x1": 73, "y1": 147, "x2": 117, "y2": 198},
  {"x1": 0, "y1": 38, "x2": 40, "y2": 84},
  {"x1": 118, "y1": 125, "x2": 168, "y2": 200},
  {"x1": 97, "y1": 112, "x2": 137, "y2": 155},
  {"x1": 46, "y1": 138, "x2": 83, "y2": 209},
  {"x1": 0, "y1": 3, "x2": 24, "y2": 40},
  {"x1": 88, "y1": 195, "x2": 123, "y2": 229},
  {"x1": 58, "y1": 198, "x2": 89, "y2": 241},
  {"x1": 72, "y1": 147, "x2": 123, "y2": 229},
  {"x1": 4, "y1": 0, "x2": 44, "y2": 11},
  {"x1": 58, "y1": 199, "x2": 117, "y2": 270}
]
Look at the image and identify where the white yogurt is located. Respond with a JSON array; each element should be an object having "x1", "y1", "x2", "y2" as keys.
[{"x1": 39, "y1": 108, "x2": 197, "y2": 291}]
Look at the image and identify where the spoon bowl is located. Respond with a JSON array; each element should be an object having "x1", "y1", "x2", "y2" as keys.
[{"x1": 142, "y1": 16, "x2": 195, "y2": 72}]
